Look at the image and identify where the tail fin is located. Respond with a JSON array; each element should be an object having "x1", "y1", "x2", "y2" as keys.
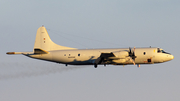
[{"x1": 34, "y1": 26, "x2": 76, "y2": 51}]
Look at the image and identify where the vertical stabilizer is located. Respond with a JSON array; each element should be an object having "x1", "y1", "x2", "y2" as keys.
[{"x1": 34, "y1": 26, "x2": 76, "y2": 51}]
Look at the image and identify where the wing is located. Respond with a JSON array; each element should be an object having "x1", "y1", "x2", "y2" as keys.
[
  {"x1": 94, "y1": 49, "x2": 136, "y2": 67},
  {"x1": 94, "y1": 51, "x2": 126, "y2": 64},
  {"x1": 94, "y1": 53, "x2": 116, "y2": 65}
]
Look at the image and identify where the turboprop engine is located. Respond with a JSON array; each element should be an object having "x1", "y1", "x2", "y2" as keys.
[
  {"x1": 113, "y1": 51, "x2": 129, "y2": 58},
  {"x1": 112, "y1": 51, "x2": 129, "y2": 64},
  {"x1": 111, "y1": 47, "x2": 137, "y2": 64}
]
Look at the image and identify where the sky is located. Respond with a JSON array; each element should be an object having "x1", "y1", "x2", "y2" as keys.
[{"x1": 0, "y1": 0, "x2": 180, "y2": 101}]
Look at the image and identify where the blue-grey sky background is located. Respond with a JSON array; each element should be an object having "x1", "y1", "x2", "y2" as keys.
[{"x1": 0, "y1": 0, "x2": 179, "y2": 101}]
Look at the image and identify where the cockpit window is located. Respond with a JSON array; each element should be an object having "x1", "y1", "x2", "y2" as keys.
[
  {"x1": 161, "y1": 50, "x2": 165, "y2": 53},
  {"x1": 157, "y1": 48, "x2": 170, "y2": 54}
]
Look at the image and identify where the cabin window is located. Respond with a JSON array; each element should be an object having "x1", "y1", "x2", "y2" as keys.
[
  {"x1": 78, "y1": 54, "x2": 80, "y2": 56},
  {"x1": 143, "y1": 52, "x2": 146, "y2": 55},
  {"x1": 69, "y1": 54, "x2": 70, "y2": 56},
  {"x1": 64, "y1": 54, "x2": 66, "y2": 56}
]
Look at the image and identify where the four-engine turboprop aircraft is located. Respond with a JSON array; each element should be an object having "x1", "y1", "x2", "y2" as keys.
[{"x1": 6, "y1": 26, "x2": 174, "y2": 68}]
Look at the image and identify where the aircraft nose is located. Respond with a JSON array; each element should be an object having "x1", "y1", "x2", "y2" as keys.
[
  {"x1": 163, "y1": 54, "x2": 174, "y2": 62},
  {"x1": 168, "y1": 54, "x2": 174, "y2": 60}
]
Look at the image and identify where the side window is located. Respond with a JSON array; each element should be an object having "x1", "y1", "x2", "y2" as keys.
[
  {"x1": 78, "y1": 54, "x2": 80, "y2": 56},
  {"x1": 143, "y1": 52, "x2": 146, "y2": 55}
]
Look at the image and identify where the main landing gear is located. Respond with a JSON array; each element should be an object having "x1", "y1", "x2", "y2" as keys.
[
  {"x1": 94, "y1": 64, "x2": 97, "y2": 68},
  {"x1": 94, "y1": 64, "x2": 106, "y2": 68}
]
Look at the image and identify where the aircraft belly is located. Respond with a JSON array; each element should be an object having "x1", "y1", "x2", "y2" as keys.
[
  {"x1": 52, "y1": 51, "x2": 97, "y2": 64},
  {"x1": 52, "y1": 54, "x2": 72, "y2": 63},
  {"x1": 27, "y1": 54, "x2": 53, "y2": 61}
]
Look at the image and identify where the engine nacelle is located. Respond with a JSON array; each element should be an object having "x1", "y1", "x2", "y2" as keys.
[
  {"x1": 113, "y1": 51, "x2": 129, "y2": 59},
  {"x1": 112, "y1": 59, "x2": 127, "y2": 64}
]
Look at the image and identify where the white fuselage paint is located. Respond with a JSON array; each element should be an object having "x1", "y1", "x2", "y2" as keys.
[
  {"x1": 7, "y1": 26, "x2": 174, "y2": 67},
  {"x1": 27, "y1": 47, "x2": 174, "y2": 66}
]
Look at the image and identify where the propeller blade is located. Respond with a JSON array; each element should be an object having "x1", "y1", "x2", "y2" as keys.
[
  {"x1": 129, "y1": 47, "x2": 131, "y2": 53},
  {"x1": 133, "y1": 47, "x2": 135, "y2": 56},
  {"x1": 129, "y1": 57, "x2": 135, "y2": 65},
  {"x1": 128, "y1": 47, "x2": 136, "y2": 65}
]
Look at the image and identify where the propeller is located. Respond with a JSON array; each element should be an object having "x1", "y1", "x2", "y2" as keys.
[{"x1": 129, "y1": 47, "x2": 137, "y2": 65}]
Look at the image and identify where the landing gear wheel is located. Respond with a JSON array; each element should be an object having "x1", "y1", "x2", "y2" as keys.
[{"x1": 94, "y1": 64, "x2": 97, "y2": 68}]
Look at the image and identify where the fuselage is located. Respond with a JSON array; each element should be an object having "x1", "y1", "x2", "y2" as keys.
[
  {"x1": 7, "y1": 26, "x2": 174, "y2": 67},
  {"x1": 27, "y1": 47, "x2": 174, "y2": 66}
]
